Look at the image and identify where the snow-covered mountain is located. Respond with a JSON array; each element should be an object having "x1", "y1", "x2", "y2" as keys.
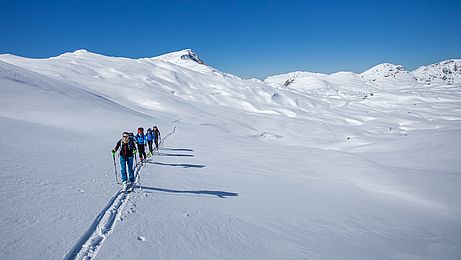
[
  {"x1": 360, "y1": 63, "x2": 417, "y2": 86},
  {"x1": 0, "y1": 49, "x2": 290, "y2": 118},
  {"x1": 144, "y1": 49, "x2": 242, "y2": 79},
  {"x1": 265, "y1": 59, "x2": 461, "y2": 88},
  {"x1": 413, "y1": 59, "x2": 461, "y2": 85},
  {"x1": 150, "y1": 48, "x2": 206, "y2": 66},
  {"x1": 0, "y1": 50, "x2": 460, "y2": 259}
]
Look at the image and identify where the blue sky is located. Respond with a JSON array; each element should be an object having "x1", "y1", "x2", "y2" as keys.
[{"x1": 1, "y1": 0, "x2": 460, "y2": 79}]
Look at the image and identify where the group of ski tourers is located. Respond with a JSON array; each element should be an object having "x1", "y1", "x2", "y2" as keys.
[{"x1": 111, "y1": 126, "x2": 161, "y2": 192}]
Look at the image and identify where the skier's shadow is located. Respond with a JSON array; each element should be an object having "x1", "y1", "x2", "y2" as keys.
[
  {"x1": 157, "y1": 153, "x2": 194, "y2": 157},
  {"x1": 162, "y1": 148, "x2": 194, "y2": 152},
  {"x1": 138, "y1": 186, "x2": 238, "y2": 198},
  {"x1": 147, "y1": 161, "x2": 206, "y2": 168},
  {"x1": 155, "y1": 147, "x2": 195, "y2": 157}
]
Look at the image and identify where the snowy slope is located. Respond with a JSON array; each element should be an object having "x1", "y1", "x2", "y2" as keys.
[
  {"x1": 0, "y1": 50, "x2": 460, "y2": 259},
  {"x1": 0, "y1": 60, "x2": 160, "y2": 260},
  {"x1": 0, "y1": 60, "x2": 152, "y2": 130}
]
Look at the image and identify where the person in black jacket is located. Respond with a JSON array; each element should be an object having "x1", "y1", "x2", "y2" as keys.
[
  {"x1": 153, "y1": 126, "x2": 161, "y2": 150},
  {"x1": 112, "y1": 132, "x2": 137, "y2": 190}
]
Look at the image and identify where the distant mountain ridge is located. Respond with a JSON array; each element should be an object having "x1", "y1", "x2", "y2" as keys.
[
  {"x1": 266, "y1": 59, "x2": 461, "y2": 88},
  {"x1": 1, "y1": 49, "x2": 459, "y2": 86}
]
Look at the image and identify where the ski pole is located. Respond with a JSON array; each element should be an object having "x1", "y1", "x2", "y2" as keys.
[
  {"x1": 112, "y1": 153, "x2": 119, "y2": 184},
  {"x1": 137, "y1": 164, "x2": 142, "y2": 190}
]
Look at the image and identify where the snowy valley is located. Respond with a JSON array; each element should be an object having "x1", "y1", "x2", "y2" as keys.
[{"x1": 0, "y1": 49, "x2": 460, "y2": 259}]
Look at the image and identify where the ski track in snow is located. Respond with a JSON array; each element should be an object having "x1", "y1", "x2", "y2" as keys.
[
  {"x1": 64, "y1": 164, "x2": 141, "y2": 260},
  {"x1": 64, "y1": 126, "x2": 176, "y2": 260}
]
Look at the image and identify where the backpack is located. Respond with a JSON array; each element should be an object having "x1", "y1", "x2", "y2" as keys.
[
  {"x1": 146, "y1": 130, "x2": 154, "y2": 141},
  {"x1": 128, "y1": 138, "x2": 136, "y2": 150},
  {"x1": 118, "y1": 138, "x2": 136, "y2": 157},
  {"x1": 136, "y1": 133, "x2": 146, "y2": 144}
]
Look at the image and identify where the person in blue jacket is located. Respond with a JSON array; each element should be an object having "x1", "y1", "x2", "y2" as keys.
[
  {"x1": 146, "y1": 128, "x2": 154, "y2": 155},
  {"x1": 135, "y1": 127, "x2": 147, "y2": 161}
]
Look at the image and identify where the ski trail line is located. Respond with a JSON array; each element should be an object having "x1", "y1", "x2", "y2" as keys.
[
  {"x1": 64, "y1": 191, "x2": 129, "y2": 260},
  {"x1": 64, "y1": 125, "x2": 177, "y2": 260},
  {"x1": 64, "y1": 161, "x2": 144, "y2": 260}
]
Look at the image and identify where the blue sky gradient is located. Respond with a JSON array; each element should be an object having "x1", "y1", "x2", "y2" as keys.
[{"x1": 1, "y1": 0, "x2": 460, "y2": 79}]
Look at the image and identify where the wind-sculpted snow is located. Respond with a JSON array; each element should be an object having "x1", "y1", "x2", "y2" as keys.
[{"x1": 0, "y1": 50, "x2": 460, "y2": 259}]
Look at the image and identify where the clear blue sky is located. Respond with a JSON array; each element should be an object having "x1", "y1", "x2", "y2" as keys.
[{"x1": 1, "y1": 0, "x2": 460, "y2": 79}]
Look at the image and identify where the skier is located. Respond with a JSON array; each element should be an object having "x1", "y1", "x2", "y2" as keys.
[
  {"x1": 135, "y1": 127, "x2": 147, "y2": 161},
  {"x1": 153, "y1": 126, "x2": 161, "y2": 150},
  {"x1": 111, "y1": 132, "x2": 137, "y2": 192},
  {"x1": 146, "y1": 128, "x2": 154, "y2": 155}
]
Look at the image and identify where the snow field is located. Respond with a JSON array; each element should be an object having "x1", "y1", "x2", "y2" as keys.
[{"x1": 0, "y1": 50, "x2": 460, "y2": 259}]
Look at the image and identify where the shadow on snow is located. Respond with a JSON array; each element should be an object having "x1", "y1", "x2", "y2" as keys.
[
  {"x1": 148, "y1": 161, "x2": 206, "y2": 168},
  {"x1": 162, "y1": 148, "x2": 194, "y2": 152},
  {"x1": 157, "y1": 153, "x2": 194, "y2": 157},
  {"x1": 138, "y1": 186, "x2": 238, "y2": 198}
]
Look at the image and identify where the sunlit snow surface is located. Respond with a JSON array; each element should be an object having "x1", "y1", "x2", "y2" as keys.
[{"x1": 0, "y1": 51, "x2": 460, "y2": 259}]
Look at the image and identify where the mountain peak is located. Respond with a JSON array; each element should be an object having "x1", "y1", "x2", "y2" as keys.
[
  {"x1": 64, "y1": 49, "x2": 94, "y2": 56},
  {"x1": 73, "y1": 49, "x2": 90, "y2": 54},
  {"x1": 361, "y1": 63, "x2": 407, "y2": 75},
  {"x1": 151, "y1": 49, "x2": 205, "y2": 65},
  {"x1": 360, "y1": 63, "x2": 415, "y2": 83},
  {"x1": 413, "y1": 59, "x2": 461, "y2": 85},
  {"x1": 54, "y1": 49, "x2": 99, "y2": 59},
  {"x1": 179, "y1": 49, "x2": 205, "y2": 65}
]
